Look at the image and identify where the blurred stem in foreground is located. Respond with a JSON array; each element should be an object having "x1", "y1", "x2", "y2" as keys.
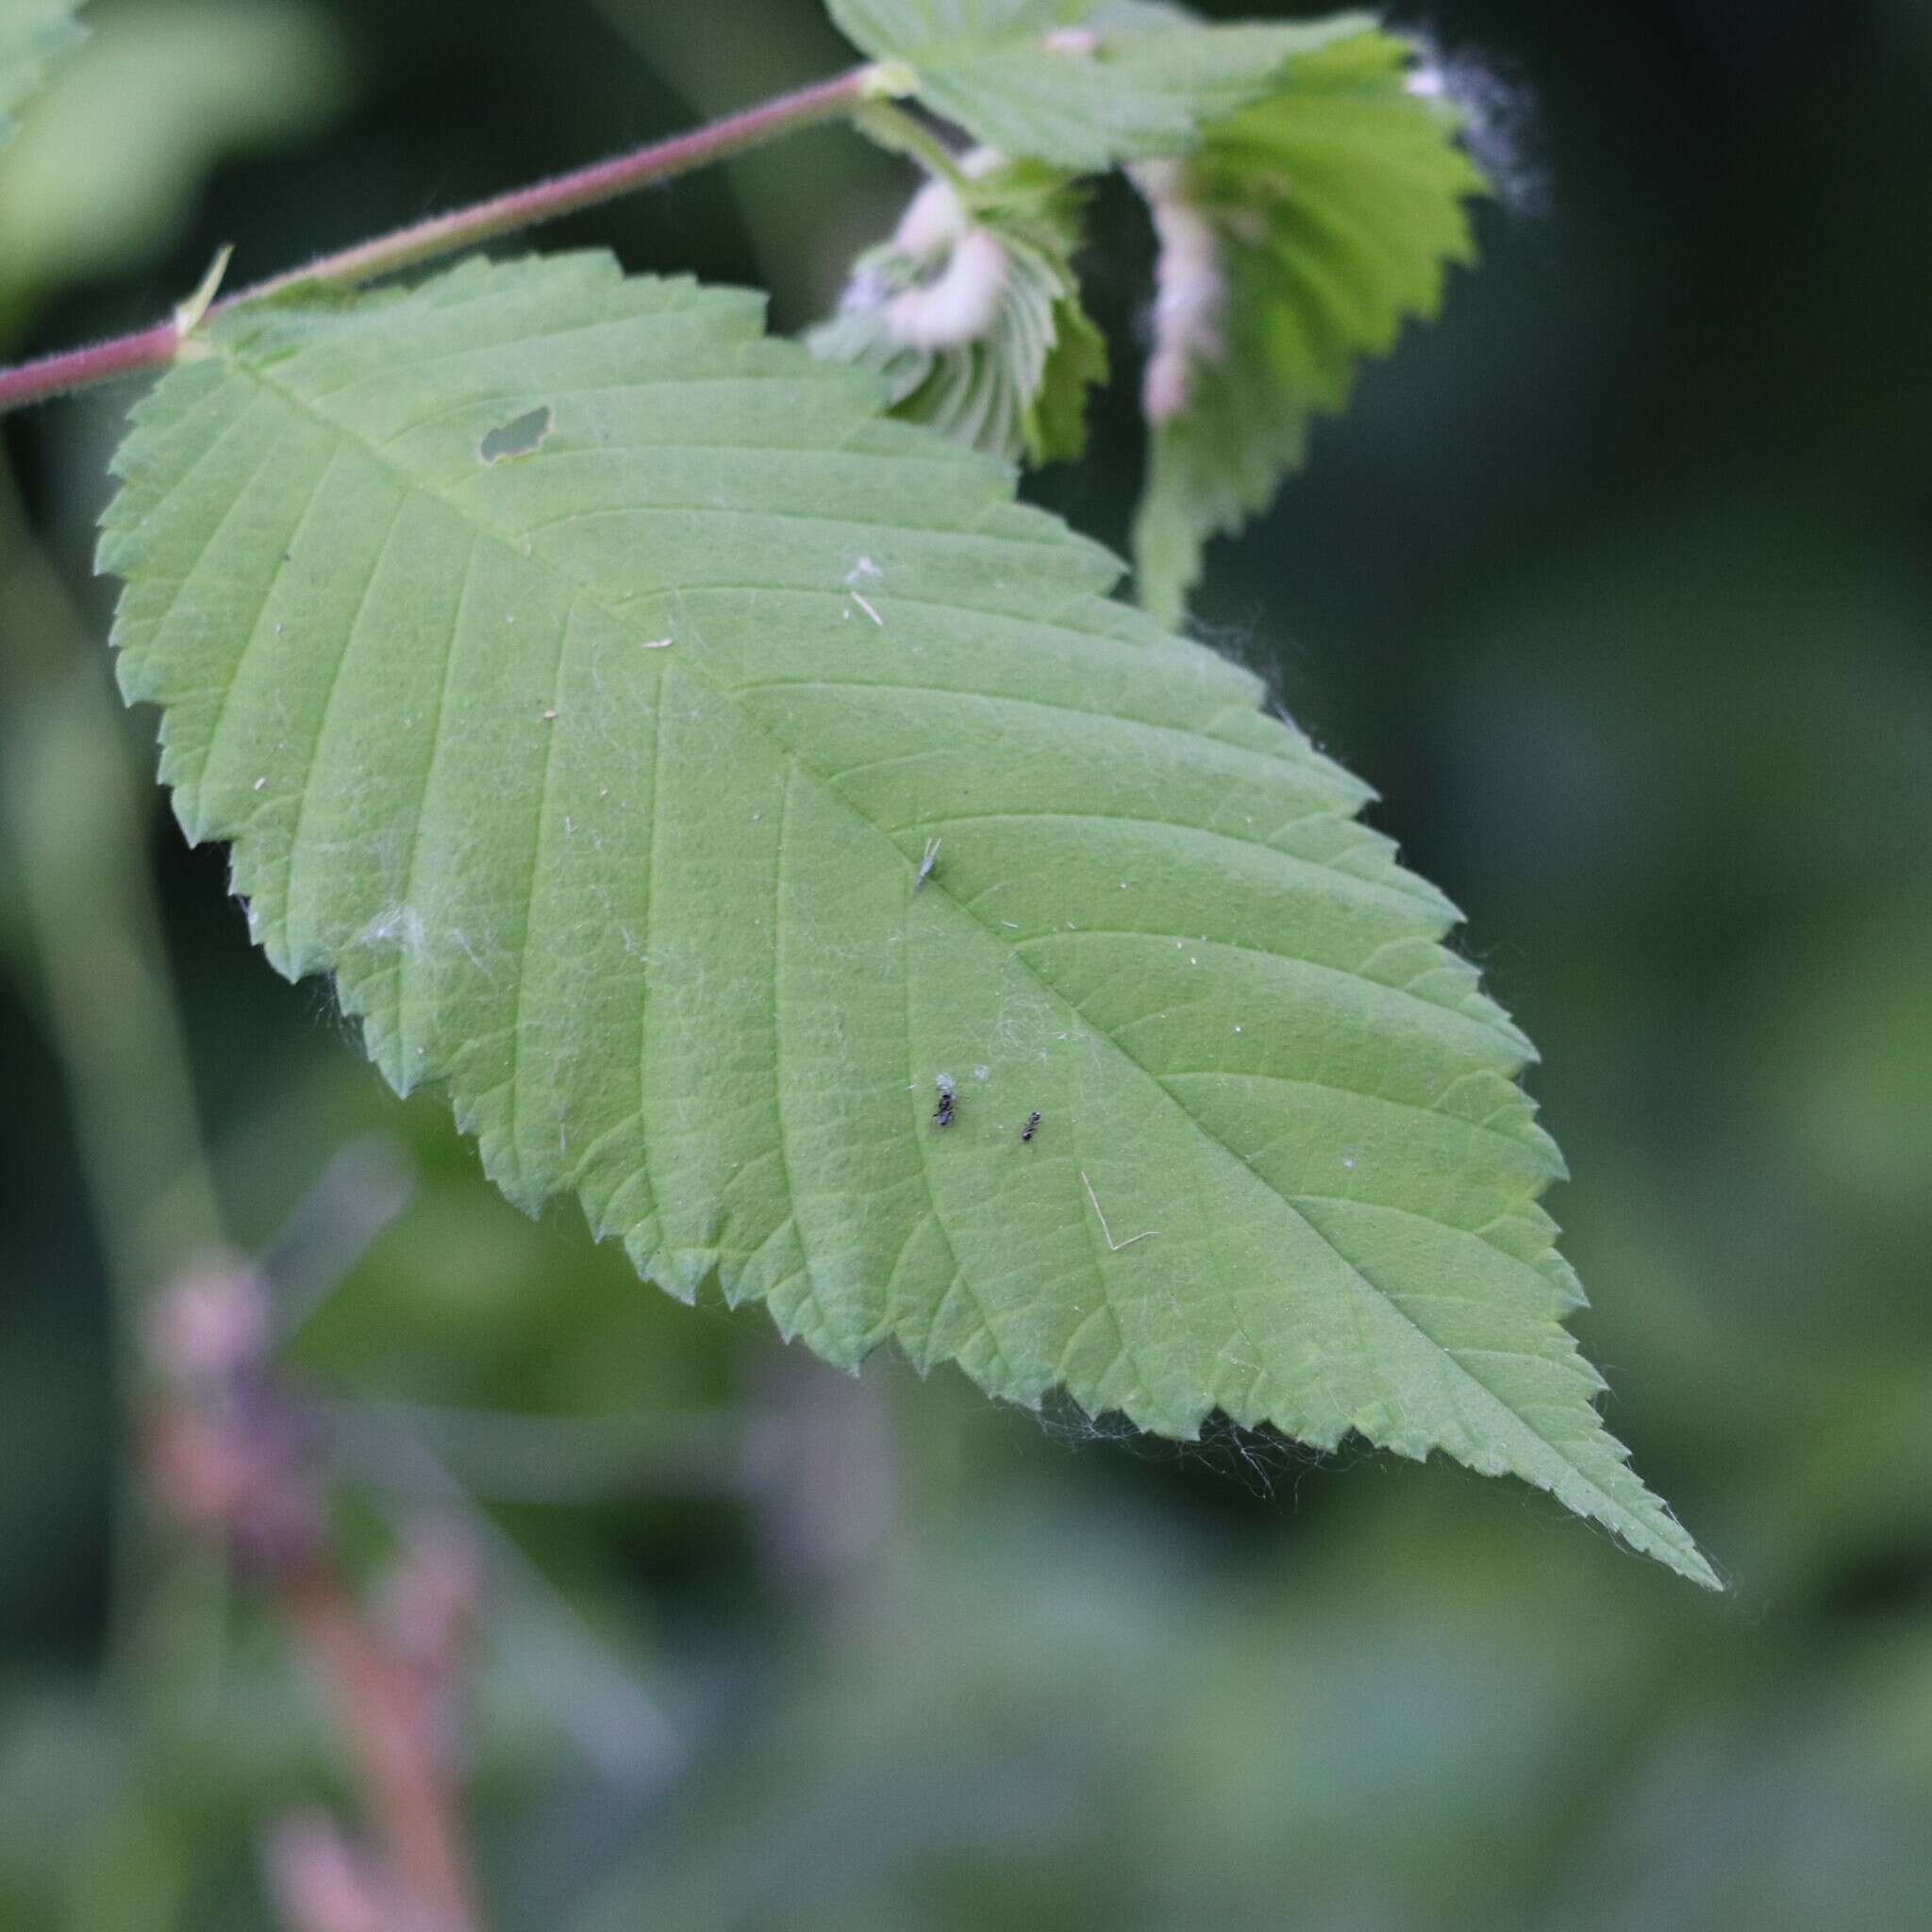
[
  {"x1": 0, "y1": 470, "x2": 228, "y2": 1728},
  {"x1": 147, "y1": 1263, "x2": 487, "y2": 1932}
]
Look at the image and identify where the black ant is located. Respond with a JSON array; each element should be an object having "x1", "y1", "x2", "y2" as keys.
[
  {"x1": 933, "y1": 1075, "x2": 955, "y2": 1127},
  {"x1": 1021, "y1": 1110, "x2": 1041, "y2": 1142}
]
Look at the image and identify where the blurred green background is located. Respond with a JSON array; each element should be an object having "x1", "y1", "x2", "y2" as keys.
[{"x1": 3, "y1": 1, "x2": 1929, "y2": 1925}]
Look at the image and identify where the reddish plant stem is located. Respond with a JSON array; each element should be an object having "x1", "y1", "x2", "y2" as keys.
[
  {"x1": 282, "y1": 1561, "x2": 479, "y2": 1932},
  {"x1": 0, "y1": 63, "x2": 883, "y2": 417},
  {"x1": 0, "y1": 319, "x2": 183, "y2": 419}
]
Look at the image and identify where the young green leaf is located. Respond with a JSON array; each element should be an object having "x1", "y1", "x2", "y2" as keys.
[
  {"x1": 100, "y1": 255, "x2": 1713, "y2": 1585},
  {"x1": 0, "y1": 0, "x2": 84, "y2": 148},
  {"x1": 826, "y1": 0, "x2": 1371, "y2": 171},
  {"x1": 807, "y1": 158, "x2": 1107, "y2": 465},
  {"x1": 1132, "y1": 28, "x2": 1485, "y2": 624}
]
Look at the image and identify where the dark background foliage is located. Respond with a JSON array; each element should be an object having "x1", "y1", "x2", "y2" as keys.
[{"x1": 2, "y1": 1, "x2": 1928, "y2": 1925}]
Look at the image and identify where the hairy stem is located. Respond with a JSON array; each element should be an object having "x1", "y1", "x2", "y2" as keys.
[{"x1": 0, "y1": 62, "x2": 893, "y2": 416}]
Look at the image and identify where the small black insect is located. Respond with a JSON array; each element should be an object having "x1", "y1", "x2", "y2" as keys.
[
  {"x1": 1021, "y1": 1110, "x2": 1041, "y2": 1142},
  {"x1": 933, "y1": 1075, "x2": 956, "y2": 1127}
]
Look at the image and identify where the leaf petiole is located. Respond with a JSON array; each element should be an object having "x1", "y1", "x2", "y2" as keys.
[{"x1": 853, "y1": 98, "x2": 977, "y2": 195}]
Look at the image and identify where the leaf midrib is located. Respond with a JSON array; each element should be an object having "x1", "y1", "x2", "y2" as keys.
[{"x1": 206, "y1": 334, "x2": 1698, "y2": 1574}]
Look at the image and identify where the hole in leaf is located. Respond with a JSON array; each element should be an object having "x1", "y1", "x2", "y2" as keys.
[{"x1": 479, "y1": 406, "x2": 554, "y2": 464}]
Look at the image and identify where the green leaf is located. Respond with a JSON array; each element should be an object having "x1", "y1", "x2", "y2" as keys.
[
  {"x1": 827, "y1": 0, "x2": 1372, "y2": 171},
  {"x1": 100, "y1": 255, "x2": 1713, "y2": 1585},
  {"x1": 1132, "y1": 27, "x2": 1485, "y2": 624},
  {"x1": 807, "y1": 158, "x2": 1108, "y2": 465},
  {"x1": 0, "y1": 0, "x2": 83, "y2": 149},
  {"x1": 0, "y1": 1, "x2": 348, "y2": 309}
]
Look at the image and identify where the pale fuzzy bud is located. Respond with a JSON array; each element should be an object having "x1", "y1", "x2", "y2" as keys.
[
  {"x1": 1135, "y1": 160, "x2": 1226, "y2": 425},
  {"x1": 889, "y1": 146, "x2": 1006, "y2": 260},
  {"x1": 885, "y1": 226, "x2": 1009, "y2": 349},
  {"x1": 892, "y1": 175, "x2": 967, "y2": 259}
]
